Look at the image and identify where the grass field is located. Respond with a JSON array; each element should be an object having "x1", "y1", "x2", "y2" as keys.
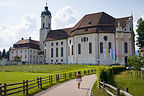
[
  {"x1": 113, "y1": 70, "x2": 144, "y2": 96},
  {"x1": 0, "y1": 64, "x2": 96, "y2": 83},
  {"x1": 0, "y1": 64, "x2": 97, "y2": 96}
]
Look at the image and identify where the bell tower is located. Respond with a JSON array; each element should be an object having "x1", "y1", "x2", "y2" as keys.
[{"x1": 40, "y1": 3, "x2": 51, "y2": 50}]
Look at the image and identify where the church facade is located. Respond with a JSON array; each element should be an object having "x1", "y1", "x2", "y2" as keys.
[{"x1": 40, "y1": 5, "x2": 135, "y2": 65}]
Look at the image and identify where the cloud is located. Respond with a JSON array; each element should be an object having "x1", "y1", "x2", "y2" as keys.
[
  {"x1": 0, "y1": 14, "x2": 39, "y2": 51},
  {"x1": 52, "y1": 6, "x2": 77, "y2": 29}
]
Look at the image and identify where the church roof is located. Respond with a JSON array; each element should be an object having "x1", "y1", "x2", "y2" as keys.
[
  {"x1": 115, "y1": 16, "x2": 131, "y2": 28},
  {"x1": 45, "y1": 12, "x2": 130, "y2": 42},
  {"x1": 15, "y1": 39, "x2": 39, "y2": 45}
]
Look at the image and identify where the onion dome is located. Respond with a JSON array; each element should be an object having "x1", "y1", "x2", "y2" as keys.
[{"x1": 41, "y1": 5, "x2": 51, "y2": 16}]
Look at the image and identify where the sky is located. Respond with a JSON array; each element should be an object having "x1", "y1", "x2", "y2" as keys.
[{"x1": 0, "y1": 0, "x2": 144, "y2": 51}]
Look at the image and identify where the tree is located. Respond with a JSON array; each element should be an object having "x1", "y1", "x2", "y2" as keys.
[
  {"x1": 13, "y1": 56, "x2": 21, "y2": 62},
  {"x1": 0, "y1": 51, "x2": 2, "y2": 59},
  {"x1": 127, "y1": 51, "x2": 144, "y2": 79},
  {"x1": 136, "y1": 18, "x2": 144, "y2": 48},
  {"x1": 2, "y1": 49, "x2": 6, "y2": 58}
]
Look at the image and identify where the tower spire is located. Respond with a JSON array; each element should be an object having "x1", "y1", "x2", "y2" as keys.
[{"x1": 46, "y1": 0, "x2": 48, "y2": 6}]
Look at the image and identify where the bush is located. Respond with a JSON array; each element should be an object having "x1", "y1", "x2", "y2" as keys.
[{"x1": 96, "y1": 66, "x2": 126, "y2": 87}]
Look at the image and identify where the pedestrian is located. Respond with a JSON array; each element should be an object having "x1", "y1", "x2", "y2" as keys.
[{"x1": 76, "y1": 71, "x2": 82, "y2": 89}]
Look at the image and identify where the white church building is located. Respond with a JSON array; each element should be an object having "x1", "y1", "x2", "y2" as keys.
[{"x1": 9, "y1": 4, "x2": 135, "y2": 65}]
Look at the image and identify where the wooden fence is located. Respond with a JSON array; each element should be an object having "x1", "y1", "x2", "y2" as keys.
[
  {"x1": 99, "y1": 81, "x2": 133, "y2": 96},
  {"x1": 0, "y1": 69, "x2": 96, "y2": 96}
]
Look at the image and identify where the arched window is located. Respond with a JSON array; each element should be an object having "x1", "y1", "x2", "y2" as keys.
[
  {"x1": 51, "y1": 48, "x2": 53, "y2": 57},
  {"x1": 78, "y1": 44, "x2": 81, "y2": 54},
  {"x1": 100, "y1": 42, "x2": 103, "y2": 53},
  {"x1": 89, "y1": 43, "x2": 92, "y2": 54},
  {"x1": 124, "y1": 42, "x2": 128, "y2": 53},
  {"x1": 108, "y1": 42, "x2": 112, "y2": 53},
  {"x1": 61, "y1": 47, "x2": 63, "y2": 57},
  {"x1": 72, "y1": 45, "x2": 74, "y2": 55},
  {"x1": 56, "y1": 48, "x2": 58, "y2": 57},
  {"x1": 43, "y1": 23, "x2": 45, "y2": 28}
]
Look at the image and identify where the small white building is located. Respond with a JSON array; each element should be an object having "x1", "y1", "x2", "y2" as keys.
[{"x1": 9, "y1": 37, "x2": 44, "y2": 64}]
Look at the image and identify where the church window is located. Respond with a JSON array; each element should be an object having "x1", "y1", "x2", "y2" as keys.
[
  {"x1": 56, "y1": 42, "x2": 58, "y2": 46},
  {"x1": 51, "y1": 48, "x2": 53, "y2": 57},
  {"x1": 84, "y1": 37, "x2": 86, "y2": 42},
  {"x1": 89, "y1": 43, "x2": 92, "y2": 54},
  {"x1": 25, "y1": 55, "x2": 27, "y2": 58},
  {"x1": 56, "y1": 60, "x2": 58, "y2": 62},
  {"x1": 21, "y1": 50, "x2": 22, "y2": 53},
  {"x1": 61, "y1": 41, "x2": 63, "y2": 45},
  {"x1": 124, "y1": 42, "x2": 128, "y2": 53},
  {"x1": 12, "y1": 51, "x2": 13, "y2": 53},
  {"x1": 103, "y1": 36, "x2": 108, "y2": 41},
  {"x1": 69, "y1": 40, "x2": 71, "y2": 44},
  {"x1": 61, "y1": 47, "x2": 63, "y2": 57},
  {"x1": 72, "y1": 45, "x2": 74, "y2": 55},
  {"x1": 100, "y1": 42, "x2": 103, "y2": 53},
  {"x1": 48, "y1": 24, "x2": 50, "y2": 28},
  {"x1": 108, "y1": 42, "x2": 112, "y2": 53},
  {"x1": 61, "y1": 59, "x2": 63, "y2": 62},
  {"x1": 43, "y1": 23, "x2": 45, "y2": 28},
  {"x1": 129, "y1": 28, "x2": 132, "y2": 31},
  {"x1": 78, "y1": 44, "x2": 81, "y2": 54},
  {"x1": 51, "y1": 60, "x2": 53, "y2": 62},
  {"x1": 56, "y1": 48, "x2": 58, "y2": 57},
  {"x1": 51, "y1": 42, "x2": 53, "y2": 46},
  {"x1": 86, "y1": 37, "x2": 88, "y2": 41}
]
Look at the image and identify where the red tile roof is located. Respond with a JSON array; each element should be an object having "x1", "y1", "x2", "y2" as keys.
[{"x1": 45, "y1": 12, "x2": 131, "y2": 42}]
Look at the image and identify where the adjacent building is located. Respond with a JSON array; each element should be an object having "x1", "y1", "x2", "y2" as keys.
[{"x1": 9, "y1": 37, "x2": 44, "y2": 64}]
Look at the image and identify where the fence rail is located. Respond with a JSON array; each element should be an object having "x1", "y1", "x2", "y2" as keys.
[
  {"x1": 0, "y1": 69, "x2": 96, "y2": 96},
  {"x1": 99, "y1": 81, "x2": 133, "y2": 96}
]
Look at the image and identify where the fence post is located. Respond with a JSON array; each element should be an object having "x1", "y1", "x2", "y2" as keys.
[
  {"x1": 103, "y1": 81, "x2": 105, "y2": 90},
  {"x1": 40, "y1": 77, "x2": 42, "y2": 89},
  {"x1": 99, "y1": 80, "x2": 100, "y2": 89},
  {"x1": 125, "y1": 88, "x2": 128, "y2": 92},
  {"x1": 26, "y1": 80, "x2": 28, "y2": 95},
  {"x1": 51, "y1": 75, "x2": 53, "y2": 84},
  {"x1": 0, "y1": 83, "x2": 2, "y2": 96},
  {"x1": 88, "y1": 70, "x2": 90, "y2": 74},
  {"x1": 74, "y1": 72, "x2": 77, "y2": 77},
  {"x1": 49, "y1": 75, "x2": 51, "y2": 83},
  {"x1": 84, "y1": 70, "x2": 86, "y2": 74},
  {"x1": 4, "y1": 83, "x2": 7, "y2": 96},
  {"x1": 37, "y1": 78, "x2": 39, "y2": 88},
  {"x1": 23, "y1": 80, "x2": 25, "y2": 94},
  {"x1": 65, "y1": 73, "x2": 66, "y2": 80},
  {"x1": 116, "y1": 88, "x2": 120, "y2": 96},
  {"x1": 57, "y1": 74, "x2": 59, "y2": 81}
]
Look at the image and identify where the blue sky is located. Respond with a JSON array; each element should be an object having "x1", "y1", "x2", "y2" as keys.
[{"x1": 0, "y1": 0, "x2": 144, "y2": 51}]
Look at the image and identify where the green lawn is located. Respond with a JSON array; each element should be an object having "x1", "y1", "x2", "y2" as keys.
[
  {"x1": 0, "y1": 64, "x2": 97, "y2": 96},
  {"x1": 113, "y1": 70, "x2": 144, "y2": 96}
]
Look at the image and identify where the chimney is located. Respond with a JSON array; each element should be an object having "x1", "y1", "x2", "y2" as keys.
[
  {"x1": 21, "y1": 38, "x2": 24, "y2": 40},
  {"x1": 29, "y1": 37, "x2": 31, "y2": 40}
]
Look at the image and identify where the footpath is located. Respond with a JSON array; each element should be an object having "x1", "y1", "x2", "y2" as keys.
[{"x1": 35, "y1": 74, "x2": 97, "y2": 96}]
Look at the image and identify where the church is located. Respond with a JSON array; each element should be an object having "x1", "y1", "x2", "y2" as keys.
[{"x1": 9, "y1": 4, "x2": 135, "y2": 65}]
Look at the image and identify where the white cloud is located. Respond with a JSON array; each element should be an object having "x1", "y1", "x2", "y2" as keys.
[
  {"x1": 52, "y1": 6, "x2": 77, "y2": 29},
  {"x1": 0, "y1": 14, "x2": 39, "y2": 51},
  {"x1": 0, "y1": 6, "x2": 77, "y2": 51}
]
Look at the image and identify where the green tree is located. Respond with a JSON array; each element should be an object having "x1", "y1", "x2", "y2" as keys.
[
  {"x1": 2, "y1": 49, "x2": 6, "y2": 58},
  {"x1": 127, "y1": 52, "x2": 144, "y2": 79},
  {"x1": 13, "y1": 56, "x2": 21, "y2": 62},
  {"x1": 0, "y1": 51, "x2": 2, "y2": 59},
  {"x1": 136, "y1": 18, "x2": 144, "y2": 48}
]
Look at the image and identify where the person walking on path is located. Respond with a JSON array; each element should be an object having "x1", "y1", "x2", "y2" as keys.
[{"x1": 76, "y1": 71, "x2": 82, "y2": 89}]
